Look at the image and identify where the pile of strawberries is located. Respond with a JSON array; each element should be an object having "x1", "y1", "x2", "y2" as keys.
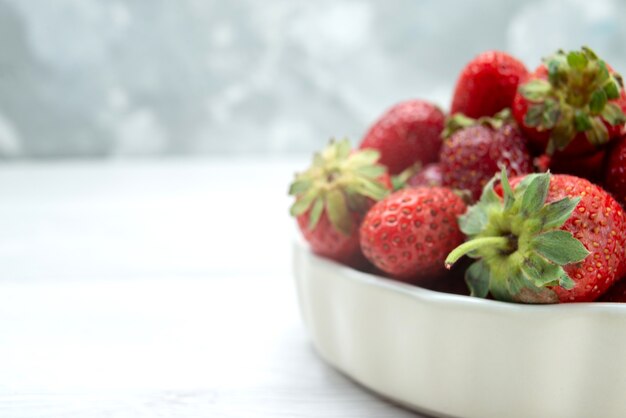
[{"x1": 289, "y1": 47, "x2": 626, "y2": 304}]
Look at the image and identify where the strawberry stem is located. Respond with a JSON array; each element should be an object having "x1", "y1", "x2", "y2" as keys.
[{"x1": 444, "y1": 236, "x2": 509, "y2": 269}]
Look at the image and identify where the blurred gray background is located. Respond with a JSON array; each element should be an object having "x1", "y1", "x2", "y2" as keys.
[{"x1": 0, "y1": 0, "x2": 625, "y2": 158}]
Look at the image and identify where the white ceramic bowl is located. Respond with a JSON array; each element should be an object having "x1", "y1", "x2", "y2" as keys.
[{"x1": 293, "y1": 241, "x2": 626, "y2": 418}]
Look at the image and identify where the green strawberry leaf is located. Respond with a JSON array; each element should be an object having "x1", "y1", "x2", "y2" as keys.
[
  {"x1": 308, "y1": 197, "x2": 324, "y2": 230},
  {"x1": 520, "y1": 79, "x2": 551, "y2": 101},
  {"x1": 289, "y1": 178, "x2": 312, "y2": 195},
  {"x1": 567, "y1": 50, "x2": 587, "y2": 70},
  {"x1": 442, "y1": 113, "x2": 477, "y2": 138},
  {"x1": 458, "y1": 203, "x2": 489, "y2": 236},
  {"x1": 505, "y1": 269, "x2": 562, "y2": 303},
  {"x1": 290, "y1": 187, "x2": 318, "y2": 216},
  {"x1": 465, "y1": 260, "x2": 490, "y2": 298},
  {"x1": 390, "y1": 162, "x2": 422, "y2": 190},
  {"x1": 558, "y1": 270, "x2": 576, "y2": 290},
  {"x1": 506, "y1": 270, "x2": 529, "y2": 297},
  {"x1": 479, "y1": 176, "x2": 500, "y2": 205},
  {"x1": 500, "y1": 168, "x2": 515, "y2": 210},
  {"x1": 521, "y1": 173, "x2": 550, "y2": 216},
  {"x1": 458, "y1": 176, "x2": 499, "y2": 236},
  {"x1": 532, "y1": 230, "x2": 590, "y2": 265},
  {"x1": 547, "y1": 58, "x2": 564, "y2": 86},
  {"x1": 354, "y1": 164, "x2": 386, "y2": 179},
  {"x1": 573, "y1": 111, "x2": 592, "y2": 132},
  {"x1": 348, "y1": 149, "x2": 380, "y2": 167},
  {"x1": 521, "y1": 255, "x2": 566, "y2": 287},
  {"x1": 589, "y1": 89, "x2": 608, "y2": 114},
  {"x1": 542, "y1": 99, "x2": 561, "y2": 130},
  {"x1": 524, "y1": 104, "x2": 545, "y2": 127},
  {"x1": 355, "y1": 178, "x2": 389, "y2": 201},
  {"x1": 326, "y1": 189, "x2": 353, "y2": 235},
  {"x1": 538, "y1": 197, "x2": 580, "y2": 229},
  {"x1": 586, "y1": 116, "x2": 609, "y2": 146},
  {"x1": 582, "y1": 46, "x2": 598, "y2": 60},
  {"x1": 604, "y1": 81, "x2": 620, "y2": 100},
  {"x1": 513, "y1": 172, "x2": 542, "y2": 192},
  {"x1": 601, "y1": 102, "x2": 626, "y2": 126},
  {"x1": 596, "y1": 58, "x2": 610, "y2": 83},
  {"x1": 550, "y1": 108, "x2": 575, "y2": 151},
  {"x1": 336, "y1": 138, "x2": 351, "y2": 159}
]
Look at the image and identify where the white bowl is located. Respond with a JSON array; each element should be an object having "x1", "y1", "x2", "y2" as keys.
[{"x1": 293, "y1": 241, "x2": 626, "y2": 418}]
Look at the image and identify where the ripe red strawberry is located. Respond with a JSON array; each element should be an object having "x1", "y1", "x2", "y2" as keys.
[
  {"x1": 407, "y1": 163, "x2": 442, "y2": 188},
  {"x1": 535, "y1": 150, "x2": 606, "y2": 182},
  {"x1": 513, "y1": 47, "x2": 626, "y2": 157},
  {"x1": 360, "y1": 100, "x2": 444, "y2": 175},
  {"x1": 605, "y1": 135, "x2": 626, "y2": 206},
  {"x1": 440, "y1": 110, "x2": 532, "y2": 200},
  {"x1": 446, "y1": 170, "x2": 626, "y2": 303},
  {"x1": 599, "y1": 278, "x2": 626, "y2": 302},
  {"x1": 359, "y1": 187, "x2": 467, "y2": 281},
  {"x1": 289, "y1": 139, "x2": 392, "y2": 265},
  {"x1": 451, "y1": 50, "x2": 528, "y2": 118}
]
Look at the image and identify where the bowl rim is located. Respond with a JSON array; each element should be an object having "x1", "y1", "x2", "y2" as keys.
[{"x1": 295, "y1": 240, "x2": 626, "y2": 316}]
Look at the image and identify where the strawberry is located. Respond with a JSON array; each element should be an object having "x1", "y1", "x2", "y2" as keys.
[
  {"x1": 599, "y1": 278, "x2": 626, "y2": 302},
  {"x1": 451, "y1": 50, "x2": 528, "y2": 118},
  {"x1": 407, "y1": 163, "x2": 442, "y2": 188},
  {"x1": 605, "y1": 135, "x2": 626, "y2": 206},
  {"x1": 445, "y1": 170, "x2": 626, "y2": 303},
  {"x1": 440, "y1": 110, "x2": 532, "y2": 200},
  {"x1": 513, "y1": 47, "x2": 626, "y2": 157},
  {"x1": 360, "y1": 100, "x2": 444, "y2": 175},
  {"x1": 535, "y1": 150, "x2": 607, "y2": 182},
  {"x1": 359, "y1": 187, "x2": 467, "y2": 281},
  {"x1": 419, "y1": 258, "x2": 472, "y2": 296},
  {"x1": 289, "y1": 139, "x2": 392, "y2": 265}
]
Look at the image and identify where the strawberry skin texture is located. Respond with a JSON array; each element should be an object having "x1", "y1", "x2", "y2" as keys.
[
  {"x1": 407, "y1": 163, "x2": 442, "y2": 188},
  {"x1": 605, "y1": 135, "x2": 626, "y2": 207},
  {"x1": 535, "y1": 150, "x2": 607, "y2": 183},
  {"x1": 513, "y1": 65, "x2": 626, "y2": 157},
  {"x1": 451, "y1": 50, "x2": 528, "y2": 118},
  {"x1": 297, "y1": 209, "x2": 363, "y2": 265},
  {"x1": 548, "y1": 150, "x2": 606, "y2": 183},
  {"x1": 599, "y1": 278, "x2": 626, "y2": 302},
  {"x1": 511, "y1": 174, "x2": 626, "y2": 302},
  {"x1": 359, "y1": 187, "x2": 467, "y2": 281},
  {"x1": 440, "y1": 123, "x2": 532, "y2": 200},
  {"x1": 360, "y1": 100, "x2": 444, "y2": 175}
]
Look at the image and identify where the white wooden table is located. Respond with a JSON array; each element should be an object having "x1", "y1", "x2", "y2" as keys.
[{"x1": 0, "y1": 158, "x2": 425, "y2": 417}]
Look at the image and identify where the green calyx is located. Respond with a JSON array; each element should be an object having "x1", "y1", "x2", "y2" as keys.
[
  {"x1": 391, "y1": 161, "x2": 422, "y2": 190},
  {"x1": 442, "y1": 108, "x2": 513, "y2": 139},
  {"x1": 520, "y1": 46, "x2": 626, "y2": 154},
  {"x1": 288, "y1": 138, "x2": 390, "y2": 235},
  {"x1": 445, "y1": 169, "x2": 590, "y2": 303}
]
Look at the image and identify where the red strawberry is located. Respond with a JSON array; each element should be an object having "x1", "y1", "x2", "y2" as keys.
[
  {"x1": 419, "y1": 256, "x2": 472, "y2": 296},
  {"x1": 360, "y1": 100, "x2": 444, "y2": 175},
  {"x1": 289, "y1": 139, "x2": 392, "y2": 265},
  {"x1": 605, "y1": 135, "x2": 626, "y2": 206},
  {"x1": 513, "y1": 47, "x2": 626, "y2": 157},
  {"x1": 407, "y1": 163, "x2": 442, "y2": 188},
  {"x1": 296, "y1": 210, "x2": 364, "y2": 265},
  {"x1": 451, "y1": 50, "x2": 528, "y2": 118},
  {"x1": 535, "y1": 150, "x2": 607, "y2": 182},
  {"x1": 446, "y1": 170, "x2": 626, "y2": 303},
  {"x1": 440, "y1": 110, "x2": 532, "y2": 200},
  {"x1": 599, "y1": 278, "x2": 626, "y2": 302},
  {"x1": 359, "y1": 187, "x2": 467, "y2": 282}
]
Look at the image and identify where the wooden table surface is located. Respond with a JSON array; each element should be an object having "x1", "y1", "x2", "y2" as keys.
[{"x1": 0, "y1": 158, "x2": 426, "y2": 417}]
